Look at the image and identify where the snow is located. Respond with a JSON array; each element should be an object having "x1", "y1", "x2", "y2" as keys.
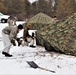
[
  {"x1": 28, "y1": 0, "x2": 38, "y2": 3},
  {"x1": 0, "y1": 21, "x2": 76, "y2": 75}
]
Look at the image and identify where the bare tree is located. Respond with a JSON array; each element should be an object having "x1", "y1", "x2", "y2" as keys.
[
  {"x1": 24, "y1": 0, "x2": 31, "y2": 18},
  {"x1": 54, "y1": 0, "x2": 76, "y2": 19},
  {"x1": 0, "y1": 0, "x2": 7, "y2": 13}
]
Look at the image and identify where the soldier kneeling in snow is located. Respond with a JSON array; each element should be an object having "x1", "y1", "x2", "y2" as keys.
[{"x1": 18, "y1": 24, "x2": 36, "y2": 47}]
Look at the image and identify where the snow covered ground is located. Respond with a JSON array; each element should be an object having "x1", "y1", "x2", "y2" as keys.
[{"x1": 0, "y1": 21, "x2": 76, "y2": 75}]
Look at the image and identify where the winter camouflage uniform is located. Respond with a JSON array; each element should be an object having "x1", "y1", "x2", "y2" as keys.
[
  {"x1": 23, "y1": 25, "x2": 36, "y2": 47},
  {"x1": 2, "y1": 26, "x2": 18, "y2": 53}
]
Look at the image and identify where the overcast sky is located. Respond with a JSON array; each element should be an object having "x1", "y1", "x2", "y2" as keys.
[{"x1": 28, "y1": 0, "x2": 37, "y2": 3}]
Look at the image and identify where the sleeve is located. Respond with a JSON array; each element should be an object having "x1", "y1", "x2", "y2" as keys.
[
  {"x1": 9, "y1": 29, "x2": 17, "y2": 40},
  {"x1": 23, "y1": 28, "x2": 27, "y2": 40},
  {"x1": 9, "y1": 32, "x2": 15, "y2": 40}
]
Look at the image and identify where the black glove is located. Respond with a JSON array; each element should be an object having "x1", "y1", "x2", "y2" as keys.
[
  {"x1": 25, "y1": 38, "x2": 27, "y2": 42},
  {"x1": 11, "y1": 39, "x2": 16, "y2": 46},
  {"x1": 32, "y1": 32, "x2": 34, "y2": 37},
  {"x1": 16, "y1": 38, "x2": 20, "y2": 42},
  {"x1": 16, "y1": 38, "x2": 22, "y2": 46},
  {"x1": 31, "y1": 32, "x2": 34, "y2": 39}
]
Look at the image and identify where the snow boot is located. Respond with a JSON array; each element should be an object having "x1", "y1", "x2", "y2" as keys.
[
  {"x1": 2, "y1": 52, "x2": 12, "y2": 57},
  {"x1": 30, "y1": 45, "x2": 36, "y2": 48}
]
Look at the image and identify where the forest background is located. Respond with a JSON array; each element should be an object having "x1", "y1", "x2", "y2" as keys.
[{"x1": 0, "y1": 0, "x2": 76, "y2": 20}]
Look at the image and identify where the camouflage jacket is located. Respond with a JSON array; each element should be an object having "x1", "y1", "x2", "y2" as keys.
[{"x1": 23, "y1": 28, "x2": 31, "y2": 40}]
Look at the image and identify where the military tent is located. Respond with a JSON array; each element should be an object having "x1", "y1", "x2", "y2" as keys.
[
  {"x1": 23, "y1": 12, "x2": 53, "y2": 30},
  {"x1": 36, "y1": 13, "x2": 76, "y2": 56}
]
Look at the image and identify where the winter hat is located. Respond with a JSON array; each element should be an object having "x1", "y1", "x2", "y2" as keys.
[
  {"x1": 27, "y1": 24, "x2": 31, "y2": 28},
  {"x1": 18, "y1": 24, "x2": 23, "y2": 29}
]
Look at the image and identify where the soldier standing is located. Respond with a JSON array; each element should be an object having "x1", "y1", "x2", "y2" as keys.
[{"x1": 1, "y1": 24, "x2": 23, "y2": 57}]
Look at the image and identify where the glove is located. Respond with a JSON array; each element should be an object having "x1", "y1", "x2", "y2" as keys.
[
  {"x1": 18, "y1": 39, "x2": 22, "y2": 46},
  {"x1": 16, "y1": 38, "x2": 23, "y2": 46},
  {"x1": 31, "y1": 32, "x2": 35, "y2": 39},
  {"x1": 32, "y1": 32, "x2": 34, "y2": 37},
  {"x1": 16, "y1": 38, "x2": 20, "y2": 42},
  {"x1": 25, "y1": 38, "x2": 27, "y2": 42},
  {"x1": 11, "y1": 39, "x2": 16, "y2": 46}
]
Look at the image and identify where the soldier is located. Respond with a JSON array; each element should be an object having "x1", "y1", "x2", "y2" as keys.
[
  {"x1": 52, "y1": 16, "x2": 59, "y2": 24},
  {"x1": 1, "y1": 24, "x2": 23, "y2": 57},
  {"x1": 23, "y1": 24, "x2": 36, "y2": 47}
]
